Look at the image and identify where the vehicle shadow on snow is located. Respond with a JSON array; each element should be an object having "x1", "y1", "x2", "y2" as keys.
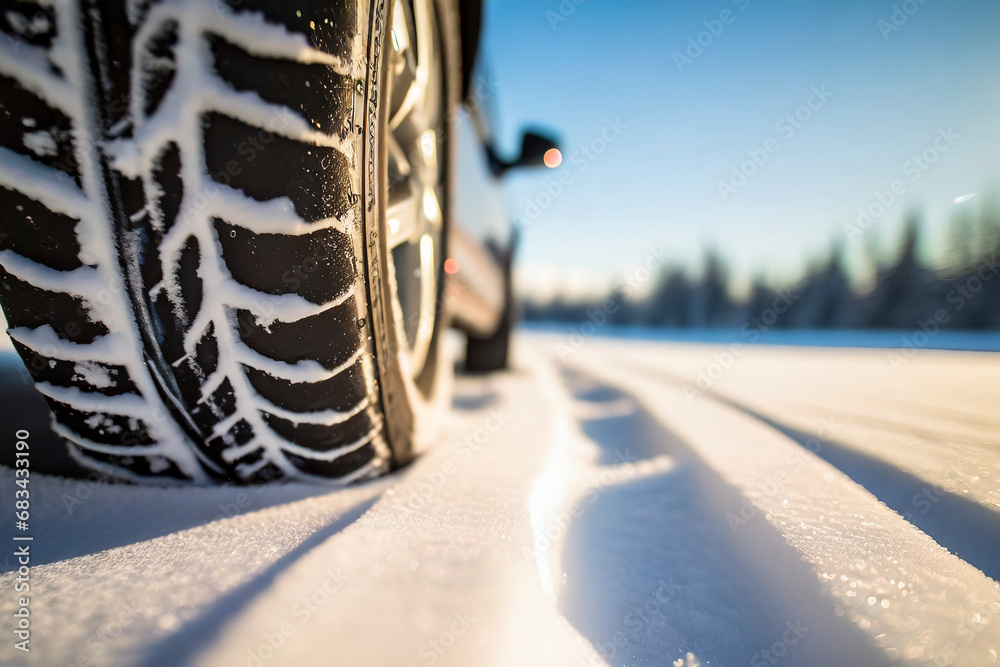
[
  {"x1": 137, "y1": 495, "x2": 379, "y2": 667},
  {"x1": 450, "y1": 382, "x2": 501, "y2": 412},
  {"x1": 0, "y1": 352, "x2": 93, "y2": 477},
  {"x1": 0, "y1": 371, "x2": 501, "y2": 572},
  {"x1": 553, "y1": 368, "x2": 893, "y2": 667},
  {"x1": 0, "y1": 351, "x2": 387, "y2": 570},
  {"x1": 0, "y1": 467, "x2": 384, "y2": 572}
]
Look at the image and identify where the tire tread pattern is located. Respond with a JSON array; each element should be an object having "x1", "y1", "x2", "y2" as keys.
[{"x1": 0, "y1": 0, "x2": 389, "y2": 484}]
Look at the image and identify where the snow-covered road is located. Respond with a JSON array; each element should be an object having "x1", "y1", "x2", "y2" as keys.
[{"x1": 2, "y1": 332, "x2": 999, "y2": 666}]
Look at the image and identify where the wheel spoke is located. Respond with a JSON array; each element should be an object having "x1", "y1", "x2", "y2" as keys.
[
  {"x1": 409, "y1": 232, "x2": 437, "y2": 373},
  {"x1": 386, "y1": 131, "x2": 411, "y2": 178},
  {"x1": 388, "y1": 0, "x2": 418, "y2": 130},
  {"x1": 386, "y1": 187, "x2": 419, "y2": 249},
  {"x1": 421, "y1": 187, "x2": 442, "y2": 229}
]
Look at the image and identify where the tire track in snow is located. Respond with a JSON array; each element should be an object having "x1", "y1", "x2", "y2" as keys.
[
  {"x1": 528, "y1": 350, "x2": 890, "y2": 667},
  {"x1": 604, "y1": 349, "x2": 1000, "y2": 582},
  {"x1": 544, "y1": 334, "x2": 1000, "y2": 667}
]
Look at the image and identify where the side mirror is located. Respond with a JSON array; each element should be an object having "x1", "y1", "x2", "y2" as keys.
[
  {"x1": 488, "y1": 129, "x2": 560, "y2": 176},
  {"x1": 512, "y1": 131, "x2": 559, "y2": 169}
]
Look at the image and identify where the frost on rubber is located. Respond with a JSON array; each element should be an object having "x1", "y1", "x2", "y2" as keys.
[{"x1": 0, "y1": 0, "x2": 391, "y2": 483}]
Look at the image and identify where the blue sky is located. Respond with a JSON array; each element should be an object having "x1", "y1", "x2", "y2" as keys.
[{"x1": 480, "y1": 0, "x2": 1000, "y2": 300}]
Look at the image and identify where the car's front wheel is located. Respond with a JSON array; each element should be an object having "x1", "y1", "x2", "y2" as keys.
[{"x1": 0, "y1": 0, "x2": 454, "y2": 483}]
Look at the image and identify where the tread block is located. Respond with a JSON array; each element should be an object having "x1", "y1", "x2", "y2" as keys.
[
  {"x1": 150, "y1": 142, "x2": 183, "y2": 235},
  {"x1": 210, "y1": 35, "x2": 353, "y2": 138},
  {"x1": 0, "y1": 268, "x2": 109, "y2": 343},
  {"x1": 192, "y1": 321, "x2": 221, "y2": 375},
  {"x1": 214, "y1": 0, "x2": 357, "y2": 61},
  {"x1": 174, "y1": 235, "x2": 203, "y2": 327},
  {"x1": 148, "y1": 234, "x2": 200, "y2": 364},
  {"x1": 203, "y1": 417, "x2": 255, "y2": 467},
  {"x1": 53, "y1": 403, "x2": 155, "y2": 448},
  {"x1": 244, "y1": 460, "x2": 284, "y2": 485},
  {"x1": 285, "y1": 440, "x2": 378, "y2": 478},
  {"x1": 203, "y1": 112, "x2": 354, "y2": 223},
  {"x1": 215, "y1": 218, "x2": 355, "y2": 304},
  {"x1": 0, "y1": 186, "x2": 82, "y2": 271},
  {"x1": 235, "y1": 296, "x2": 362, "y2": 370},
  {"x1": 12, "y1": 340, "x2": 137, "y2": 396},
  {"x1": 141, "y1": 20, "x2": 179, "y2": 119},
  {"x1": 190, "y1": 377, "x2": 238, "y2": 434},
  {"x1": 72, "y1": 446, "x2": 189, "y2": 480},
  {"x1": 91, "y1": 0, "x2": 135, "y2": 131},
  {"x1": 0, "y1": 74, "x2": 80, "y2": 185},
  {"x1": 0, "y1": 4, "x2": 57, "y2": 50},
  {"x1": 264, "y1": 405, "x2": 379, "y2": 452},
  {"x1": 244, "y1": 354, "x2": 369, "y2": 414}
]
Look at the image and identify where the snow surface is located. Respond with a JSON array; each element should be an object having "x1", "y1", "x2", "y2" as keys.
[{"x1": 1, "y1": 331, "x2": 999, "y2": 666}]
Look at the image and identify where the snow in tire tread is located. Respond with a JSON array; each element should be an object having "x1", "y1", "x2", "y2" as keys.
[{"x1": 0, "y1": 0, "x2": 389, "y2": 484}]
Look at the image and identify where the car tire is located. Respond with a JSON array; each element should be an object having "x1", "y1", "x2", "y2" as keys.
[
  {"x1": 464, "y1": 249, "x2": 513, "y2": 372},
  {"x1": 0, "y1": 0, "x2": 455, "y2": 483}
]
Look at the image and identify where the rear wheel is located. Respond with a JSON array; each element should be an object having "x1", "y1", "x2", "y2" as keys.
[
  {"x1": 0, "y1": 0, "x2": 453, "y2": 483},
  {"x1": 465, "y1": 250, "x2": 514, "y2": 372}
]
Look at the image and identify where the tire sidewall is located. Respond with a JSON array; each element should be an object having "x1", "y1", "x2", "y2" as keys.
[{"x1": 361, "y1": 0, "x2": 457, "y2": 466}]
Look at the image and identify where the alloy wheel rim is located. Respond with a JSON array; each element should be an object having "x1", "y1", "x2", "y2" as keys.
[{"x1": 385, "y1": 0, "x2": 444, "y2": 381}]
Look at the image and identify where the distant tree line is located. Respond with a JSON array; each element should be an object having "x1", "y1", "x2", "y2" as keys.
[{"x1": 523, "y1": 205, "x2": 1000, "y2": 331}]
